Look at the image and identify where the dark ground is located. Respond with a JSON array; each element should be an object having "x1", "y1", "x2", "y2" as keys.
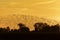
[{"x1": 0, "y1": 32, "x2": 60, "y2": 40}]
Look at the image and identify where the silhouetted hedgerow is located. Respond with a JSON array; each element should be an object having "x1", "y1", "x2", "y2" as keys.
[{"x1": 0, "y1": 23, "x2": 59, "y2": 33}]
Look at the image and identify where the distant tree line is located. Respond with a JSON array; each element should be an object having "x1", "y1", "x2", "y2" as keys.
[{"x1": 0, "y1": 23, "x2": 59, "y2": 33}]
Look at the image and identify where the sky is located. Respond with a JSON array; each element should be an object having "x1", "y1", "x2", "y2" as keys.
[
  {"x1": 0, "y1": 0, "x2": 60, "y2": 30},
  {"x1": 0, "y1": 0, "x2": 60, "y2": 21}
]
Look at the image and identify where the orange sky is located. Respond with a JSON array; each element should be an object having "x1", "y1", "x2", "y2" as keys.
[
  {"x1": 0, "y1": 0, "x2": 60, "y2": 30},
  {"x1": 0, "y1": 0, "x2": 60, "y2": 21}
]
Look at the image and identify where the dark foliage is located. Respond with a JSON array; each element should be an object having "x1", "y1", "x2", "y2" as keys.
[
  {"x1": 0, "y1": 23, "x2": 59, "y2": 33},
  {"x1": 18, "y1": 23, "x2": 30, "y2": 32}
]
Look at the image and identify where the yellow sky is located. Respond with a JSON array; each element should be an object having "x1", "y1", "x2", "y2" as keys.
[
  {"x1": 0, "y1": 0, "x2": 60, "y2": 30},
  {"x1": 0, "y1": 0, "x2": 60, "y2": 21}
]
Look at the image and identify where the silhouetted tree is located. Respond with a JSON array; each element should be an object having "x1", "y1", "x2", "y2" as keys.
[
  {"x1": 34, "y1": 23, "x2": 40, "y2": 32},
  {"x1": 50, "y1": 24, "x2": 59, "y2": 32},
  {"x1": 12, "y1": 29, "x2": 19, "y2": 32},
  {"x1": 0, "y1": 28, "x2": 3, "y2": 32},
  {"x1": 0, "y1": 22, "x2": 59, "y2": 33},
  {"x1": 42, "y1": 25, "x2": 50, "y2": 32},
  {"x1": 18, "y1": 23, "x2": 30, "y2": 32},
  {"x1": 10, "y1": 29, "x2": 14, "y2": 32},
  {"x1": 33, "y1": 23, "x2": 45, "y2": 32},
  {"x1": 1, "y1": 28, "x2": 7, "y2": 32},
  {"x1": 6, "y1": 27, "x2": 10, "y2": 32}
]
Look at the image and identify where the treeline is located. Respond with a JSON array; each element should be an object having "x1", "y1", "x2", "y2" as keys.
[{"x1": 0, "y1": 23, "x2": 59, "y2": 32}]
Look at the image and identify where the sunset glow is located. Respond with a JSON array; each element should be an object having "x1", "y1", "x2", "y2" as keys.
[{"x1": 0, "y1": 0, "x2": 60, "y2": 30}]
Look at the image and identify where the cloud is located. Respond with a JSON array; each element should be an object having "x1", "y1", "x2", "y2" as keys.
[
  {"x1": 9, "y1": 2, "x2": 19, "y2": 5},
  {"x1": 21, "y1": 8, "x2": 28, "y2": 11},
  {"x1": 32, "y1": 0, "x2": 56, "y2": 6}
]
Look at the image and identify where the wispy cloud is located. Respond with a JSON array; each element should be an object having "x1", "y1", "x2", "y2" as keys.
[
  {"x1": 32, "y1": 0, "x2": 56, "y2": 6},
  {"x1": 8, "y1": 2, "x2": 19, "y2": 5}
]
